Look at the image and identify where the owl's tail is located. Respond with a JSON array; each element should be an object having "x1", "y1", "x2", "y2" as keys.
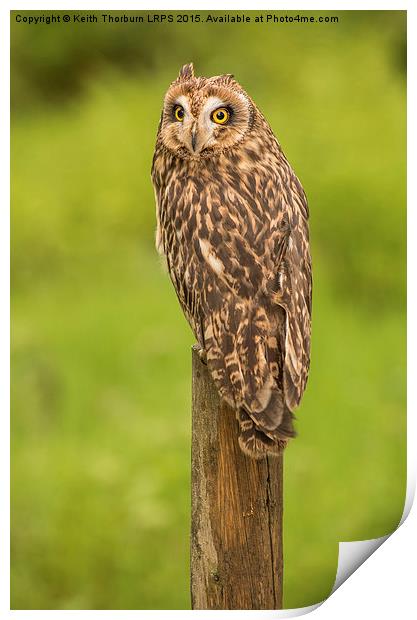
[
  {"x1": 204, "y1": 303, "x2": 295, "y2": 458},
  {"x1": 236, "y1": 405, "x2": 296, "y2": 459}
]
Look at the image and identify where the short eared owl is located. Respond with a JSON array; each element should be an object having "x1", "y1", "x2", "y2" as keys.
[{"x1": 151, "y1": 63, "x2": 312, "y2": 458}]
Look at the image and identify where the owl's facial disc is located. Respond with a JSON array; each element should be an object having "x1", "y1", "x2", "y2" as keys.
[
  {"x1": 161, "y1": 85, "x2": 253, "y2": 158},
  {"x1": 184, "y1": 96, "x2": 234, "y2": 155}
]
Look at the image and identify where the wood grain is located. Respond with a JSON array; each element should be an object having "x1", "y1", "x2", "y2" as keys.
[{"x1": 190, "y1": 346, "x2": 283, "y2": 610}]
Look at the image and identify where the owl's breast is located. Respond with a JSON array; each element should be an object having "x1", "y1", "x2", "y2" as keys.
[{"x1": 154, "y1": 148, "x2": 290, "y2": 299}]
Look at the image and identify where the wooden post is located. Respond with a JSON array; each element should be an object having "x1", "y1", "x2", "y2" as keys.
[{"x1": 190, "y1": 346, "x2": 284, "y2": 610}]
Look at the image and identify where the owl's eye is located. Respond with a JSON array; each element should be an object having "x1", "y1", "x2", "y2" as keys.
[
  {"x1": 174, "y1": 105, "x2": 185, "y2": 122},
  {"x1": 211, "y1": 108, "x2": 230, "y2": 125}
]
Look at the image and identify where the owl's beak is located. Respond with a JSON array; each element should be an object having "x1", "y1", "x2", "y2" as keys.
[
  {"x1": 187, "y1": 122, "x2": 209, "y2": 155},
  {"x1": 191, "y1": 127, "x2": 197, "y2": 152}
]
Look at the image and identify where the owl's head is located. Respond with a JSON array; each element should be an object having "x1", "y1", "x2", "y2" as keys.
[{"x1": 158, "y1": 63, "x2": 255, "y2": 159}]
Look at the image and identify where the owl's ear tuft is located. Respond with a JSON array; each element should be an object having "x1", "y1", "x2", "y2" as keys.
[
  {"x1": 220, "y1": 74, "x2": 237, "y2": 87},
  {"x1": 178, "y1": 63, "x2": 194, "y2": 80},
  {"x1": 209, "y1": 73, "x2": 236, "y2": 87}
]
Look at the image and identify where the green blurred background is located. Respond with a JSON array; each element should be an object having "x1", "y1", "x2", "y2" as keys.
[{"x1": 11, "y1": 10, "x2": 406, "y2": 610}]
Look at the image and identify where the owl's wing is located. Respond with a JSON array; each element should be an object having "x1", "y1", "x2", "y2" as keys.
[
  {"x1": 197, "y1": 169, "x2": 311, "y2": 416},
  {"x1": 152, "y1": 165, "x2": 207, "y2": 348},
  {"x1": 278, "y1": 177, "x2": 312, "y2": 411}
]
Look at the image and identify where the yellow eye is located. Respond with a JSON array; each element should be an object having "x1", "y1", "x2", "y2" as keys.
[
  {"x1": 174, "y1": 105, "x2": 185, "y2": 122},
  {"x1": 211, "y1": 108, "x2": 230, "y2": 125}
]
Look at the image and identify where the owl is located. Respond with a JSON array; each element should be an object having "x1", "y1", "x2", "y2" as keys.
[{"x1": 151, "y1": 63, "x2": 312, "y2": 459}]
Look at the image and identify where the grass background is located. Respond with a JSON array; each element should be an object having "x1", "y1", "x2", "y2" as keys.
[{"x1": 11, "y1": 10, "x2": 406, "y2": 610}]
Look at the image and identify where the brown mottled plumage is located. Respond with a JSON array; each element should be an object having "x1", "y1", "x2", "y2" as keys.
[{"x1": 151, "y1": 63, "x2": 312, "y2": 458}]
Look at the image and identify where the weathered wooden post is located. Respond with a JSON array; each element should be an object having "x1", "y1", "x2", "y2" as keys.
[{"x1": 190, "y1": 346, "x2": 284, "y2": 610}]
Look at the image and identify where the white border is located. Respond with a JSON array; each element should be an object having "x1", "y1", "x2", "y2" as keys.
[{"x1": 3, "y1": 2, "x2": 414, "y2": 618}]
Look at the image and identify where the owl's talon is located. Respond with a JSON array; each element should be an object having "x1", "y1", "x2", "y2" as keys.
[{"x1": 196, "y1": 346, "x2": 207, "y2": 365}]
